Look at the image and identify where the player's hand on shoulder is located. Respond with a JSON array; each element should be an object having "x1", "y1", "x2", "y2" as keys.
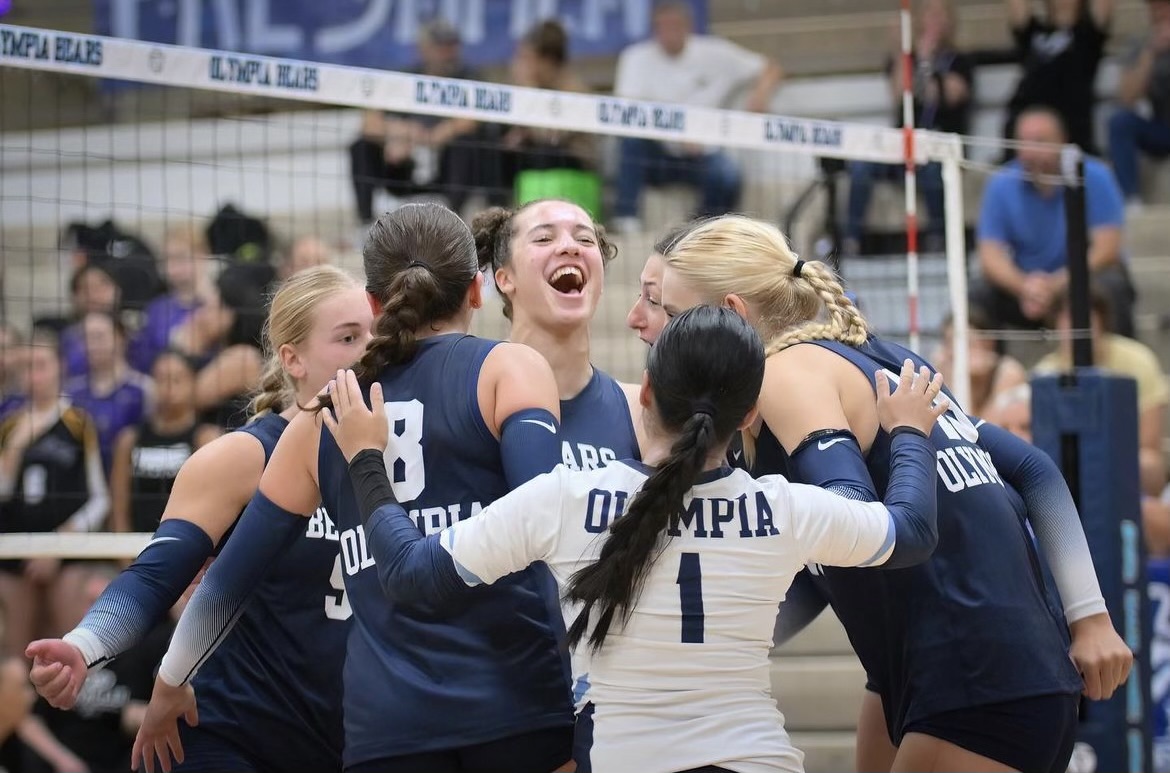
[
  {"x1": 25, "y1": 638, "x2": 87, "y2": 710},
  {"x1": 320, "y1": 369, "x2": 389, "y2": 463},
  {"x1": 1069, "y1": 612, "x2": 1134, "y2": 701},
  {"x1": 875, "y1": 359, "x2": 948, "y2": 437}
]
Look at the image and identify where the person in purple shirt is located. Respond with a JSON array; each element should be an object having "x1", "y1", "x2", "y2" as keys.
[
  {"x1": 34, "y1": 264, "x2": 124, "y2": 381},
  {"x1": 65, "y1": 313, "x2": 152, "y2": 474},
  {"x1": 128, "y1": 226, "x2": 214, "y2": 375}
]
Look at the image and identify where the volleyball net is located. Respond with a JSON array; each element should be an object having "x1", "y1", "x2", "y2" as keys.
[
  {"x1": 0, "y1": 21, "x2": 977, "y2": 389},
  {"x1": 0, "y1": 21, "x2": 1038, "y2": 559}
]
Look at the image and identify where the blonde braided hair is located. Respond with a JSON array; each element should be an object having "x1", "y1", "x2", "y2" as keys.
[
  {"x1": 662, "y1": 215, "x2": 867, "y2": 356},
  {"x1": 661, "y1": 215, "x2": 868, "y2": 464}
]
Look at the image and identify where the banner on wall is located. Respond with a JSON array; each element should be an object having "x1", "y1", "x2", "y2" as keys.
[{"x1": 94, "y1": 0, "x2": 708, "y2": 71}]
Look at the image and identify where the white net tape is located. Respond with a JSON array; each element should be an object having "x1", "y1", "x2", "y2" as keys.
[
  {"x1": 0, "y1": 24, "x2": 963, "y2": 164},
  {"x1": 0, "y1": 532, "x2": 150, "y2": 559}
]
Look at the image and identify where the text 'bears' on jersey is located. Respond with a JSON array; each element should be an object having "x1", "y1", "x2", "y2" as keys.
[
  {"x1": 562, "y1": 441, "x2": 618, "y2": 472},
  {"x1": 305, "y1": 506, "x2": 340, "y2": 541}
]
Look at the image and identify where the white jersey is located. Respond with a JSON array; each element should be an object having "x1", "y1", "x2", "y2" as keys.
[{"x1": 439, "y1": 460, "x2": 897, "y2": 773}]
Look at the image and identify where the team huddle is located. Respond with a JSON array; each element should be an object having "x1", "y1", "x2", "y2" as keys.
[{"x1": 22, "y1": 201, "x2": 1134, "y2": 773}]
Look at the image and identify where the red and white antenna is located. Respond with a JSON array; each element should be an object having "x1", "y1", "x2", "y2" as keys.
[{"x1": 899, "y1": 0, "x2": 921, "y2": 352}]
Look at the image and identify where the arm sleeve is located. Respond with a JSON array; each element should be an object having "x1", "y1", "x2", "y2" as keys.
[
  {"x1": 156, "y1": 491, "x2": 303, "y2": 686},
  {"x1": 499, "y1": 408, "x2": 562, "y2": 488},
  {"x1": 63, "y1": 519, "x2": 214, "y2": 669},
  {"x1": 64, "y1": 415, "x2": 110, "y2": 532},
  {"x1": 975, "y1": 420, "x2": 1107, "y2": 622},
  {"x1": 789, "y1": 429, "x2": 938, "y2": 569},
  {"x1": 772, "y1": 569, "x2": 830, "y2": 647},
  {"x1": 347, "y1": 451, "x2": 564, "y2": 604},
  {"x1": 786, "y1": 429, "x2": 878, "y2": 501}
]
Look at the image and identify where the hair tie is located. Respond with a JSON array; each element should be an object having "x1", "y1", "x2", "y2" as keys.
[
  {"x1": 792, "y1": 259, "x2": 805, "y2": 278},
  {"x1": 406, "y1": 260, "x2": 430, "y2": 272},
  {"x1": 693, "y1": 398, "x2": 717, "y2": 420}
]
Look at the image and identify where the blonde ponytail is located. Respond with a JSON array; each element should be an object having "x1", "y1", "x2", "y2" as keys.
[{"x1": 248, "y1": 347, "x2": 293, "y2": 417}]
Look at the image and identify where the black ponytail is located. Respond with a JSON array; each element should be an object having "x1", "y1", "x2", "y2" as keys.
[
  {"x1": 567, "y1": 410, "x2": 717, "y2": 651},
  {"x1": 565, "y1": 305, "x2": 766, "y2": 652}
]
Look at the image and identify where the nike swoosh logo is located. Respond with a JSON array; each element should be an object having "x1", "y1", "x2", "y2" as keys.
[
  {"x1": 818, "y1": 438, "x2": 849, "y2": 451},
  {"x1": 520, "y1": 418, "x2": 557, "y2": 434},
  {"x1": 143, "y1": 536, "x2": 179, "y2": 551}
]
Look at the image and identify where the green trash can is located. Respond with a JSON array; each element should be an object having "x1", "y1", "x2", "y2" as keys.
[{"x1": 514, "y1": 168, "x2": 603, "y2": 219}]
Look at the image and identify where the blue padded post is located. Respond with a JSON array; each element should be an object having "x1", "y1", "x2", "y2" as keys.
[{"x1": 1032, "y1": 369, "x2": 1151, "y2": 773}]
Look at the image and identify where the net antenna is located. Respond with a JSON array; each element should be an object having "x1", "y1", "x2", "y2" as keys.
[
  {"x1": 0, "y1": 22, "x2": 971, "y2": 409},
  {"x1": 898, "y1": 0, "x2": 921, "y2": 355}
]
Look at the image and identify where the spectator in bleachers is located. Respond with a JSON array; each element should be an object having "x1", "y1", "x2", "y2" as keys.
[
  {"x1": 0, "y1": 658, "x2": 33, "y2": 745},
  {"x1": 502, "y1": 20, "x2": 597, "y2": 200},
  {"x1": 611, "y1": 1, "x2": 783, "y2": 234},
  {"x1": 128, "y1": 225, "x2": 213, "y2": 375},
  {"x1": 844, "y1": 0, "x2": 973, "y2": 256},
  {"x1": 1032, "y1": 286, "x2": 1167, "y2": 494},
  {"x1": 109, "y1": 350, "x2": 218, "y2": 537},
  {"x1": 0, "y1": 335, "x2": 108, "y2": 657},
  {"x1": 189, "y1": 264, "x2": 269, "y2": 430},
  {"x1": 931, "y1": 307, "x2": 1028, "y2": 417},
  {"x1": 35, "y1": 264, "x2": 122, "y2": 381},
  {"x1": 984, "y1": 381, "x2": 1034, "y2": 442},
  {"x1": 64, "y1": 312, "x2": 152, "y2": 474},
  {"x1": 974, "y1": 107, "x2": 1136, "y2": 336},
  {"x1": 0, "y1": 323, "x2": 26, "y2": 421},
  {"x1": 278, "y1": 235, "x2": 334, "y2": 281},
  {"x1": 1003, "y1": 0, "x2": 1114, "y2": 156},
  {"x1": 1108, "y1": 0, "x2": 1170, "y2": 207},
  {"x1": 349, "y1": 20, "x2": 504, "y2": 226},
  {"x1": 63, "y1": 221, "x2": 161, "y2": 314}
]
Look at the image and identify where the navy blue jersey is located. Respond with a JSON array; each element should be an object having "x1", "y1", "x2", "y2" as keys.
[
  {"x1": 193, "y1": 412, "x2": 348, "y2": 773},
  {"x1": 559, "y1": 368, "x2": 640, "y2": 470},
  {"x1": 754, "y1": 337, "x2": 1081, "y2": 737},
  {"x1": 317, "y1": 334, "x2": 573, "y2": 766}
]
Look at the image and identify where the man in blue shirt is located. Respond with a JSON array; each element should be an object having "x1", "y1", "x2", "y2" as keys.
[{"x1": 974, "y1": 107, "x2": 1135, "y2": 337}]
